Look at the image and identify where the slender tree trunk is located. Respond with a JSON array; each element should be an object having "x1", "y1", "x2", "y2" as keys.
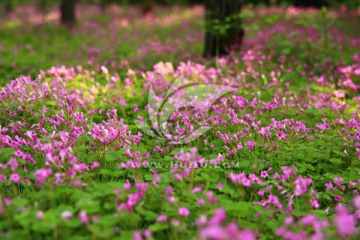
[
  {"x1": 294, "y1": 0, "x2": 327, "y2": 8},
  {"x1": 203, "y1": 0, "x2": 244, "y2": 58},
  {"x1": 37, "y1": 0, "x2": 51, "y2": 23},
  {"x1": 4, "y1": 0, "x2": 13, "y2": 15},
  {"x1": 100, "y1": 0, "x2": 109, "y2": 12},
  {"x1": 142, "y1": 0, "x2": 154, "y2": 15},
  {"x1": 60, "y1": 0, "x2": 76, "y2": 27}
]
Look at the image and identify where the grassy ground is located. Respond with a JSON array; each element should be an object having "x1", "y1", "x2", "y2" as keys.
[
  {"x1": 0, "y1": 4, "x2": 360, "y2": 240},
  {"x1": 0, "y1": 4, "x2": 204, "y2": 82}
]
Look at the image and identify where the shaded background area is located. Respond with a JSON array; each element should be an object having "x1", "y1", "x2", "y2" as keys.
[
  {"x1": 0, "y1": 1, "x2": 360, "y2": 240},
  {"x1": 0, "y1": 0, "x2": 359, "y2": 83}
]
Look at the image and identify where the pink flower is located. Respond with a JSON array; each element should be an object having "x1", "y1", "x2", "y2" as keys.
[
  {"x1": 0, "y1": 174, "x2": 5, "y2": 182},
  {"x1": 192, "y1": 187, "x2": 203, "y2": 193},
  {"x1": 281, "y1": 166, "x2": 297, "y2": 182},
  {"x1": 268, "y1": 195, "x2": 283, "y2": 211},
  {"x1": 91, "y1": 215, "x2": 100, "y2": 222},
  {"x1": 334, "y1": 177, "x2": 343, "y2": 185},
  {"x1": 310, "y1": 199, "x2": 320, "y2": 208},
  {"x1": 284, "y1": 217, "x2": 293, "y2": 225},
  {"x1": 89, "y1": 161, "x2": 100, "y2": 169},
  {"x1": 334, "y1": 195, "x2": 342, "y2": 202},
  {"x1": 200, "y1": 225, "x2": 226, "y2": 239},
  {"x1": 206, "y1": 191, "x2": 216, "y2": 204},
  {"x1": 36, "y1": 211, "x2": 44, "y2": 220},
  {"x1": 9, "y1": 173, "x2": 21, "y2": 183},
  {"x1": 156, "y1": 215, "x2": 167, "y2": 222},
  {"x1": 34, "y1": 169, "x2": 52, "y2": 187},
  {"x1": 258, "y1": 190, "x2": 265, "y2": 197},
  {"x1": 353, "y1": 196, "x2": 360, "y2": 208},
  {"x1": 196, "y1": 215, "x2": 208, "y2": 226},
  {"x1": 124, "y1": 180, "x2": 132, "y2": 191},
  {"x1": 325, "y1": 182, "x2": 333, "y2": 190},
  {"x1": 276, "y1": 131, "x2": 288, "y2": 140},
  {"x1": 238, "y1": 229, "x2": 257, "y2": 240},
  {"x1": 228, "y1": 172, "x2": 257, "y2": 187},
  {"x1": 334, "y1": 90, "x2": 345, "y2": 98},
  {"x1": 133, "y1": 231, "x2": 142, "y2": 240},
  {"x1": 143, "y1": 229, "x2": 152, "y2": 238},
  {"x1": 179, "y1": 207, "x2": 190, "y2": 217},
  {"x1": 101, "y1": 66, "x2": 109, "y2": 74},
  {"x1": 334, "y1": 204, "x2": 356, "y2": 237},
  {"x1": 4, "y1": 198, "x2": 13, "y2": 205},
  {"x1": 61, "y1": 210, "x2": 73, "y2": 220},
  {"x1": 293, "y1": 176, "x2": 312, "y2": 196},
  {"x1": 209, "y1": 208, "x2": 226, "y2": 224},
  {"x1": 197, "y1": 198, "x2": 205, "y2": 206},
  {"x1": 273, "y1": 173, "x2": 280, "y2": 179},
  {"x1": 316, "y1": 123, "x2": 331, "y2": 131},
  {"x1": 79, "y1": 211, "x2": 89, "y2": 224},
  {"x1": 245, "y1": 141, "x2": 257, "y2": 150},
  {"x1": 171, "y1": 219, "x2": 180, "y2": 227}
]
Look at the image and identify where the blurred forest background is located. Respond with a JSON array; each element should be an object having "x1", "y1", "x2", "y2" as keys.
[
  {"x1": 0, "y1": 0, "x2": 359, "y2": 82},
  {"x1": 0, "y1": 0, "x2": 360, "y2": 239},
  {"x1": 1, "y1": 0, "x2": 360, "y2": 15}
]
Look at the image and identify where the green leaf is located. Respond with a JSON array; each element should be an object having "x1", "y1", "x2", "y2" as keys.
[
  {"x1": 149, "y1": 222, "x2": 168, "y2": 232},
  {"x1": 31, "y1": 221, "x2": 54, "y2": 233},
  {"x1": 0, "y1": 147, "x2": 15, "y2": 163},
  {"x1": 64, "y1": 218, "x2": 82, "y2": 228},
  {"x1": 88, "y1": 224, "x2": 114, "y2": 238},
  {"x1": 105, "y1": 151, "x2": 122, "y2": 162},
  {"x1": 76, "y1": 199, "x2": 100, "y2": 214},
  {"x1": 97, "y1": 215, "x2": 118, "y2": 227},
  {"x1": 329, "y1": 158, "x2": 342, "y2": 165}
]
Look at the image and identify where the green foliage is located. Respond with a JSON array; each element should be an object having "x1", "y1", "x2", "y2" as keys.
[{"x1": 0, "y1": 3, "x2": 360, "y2": 240}]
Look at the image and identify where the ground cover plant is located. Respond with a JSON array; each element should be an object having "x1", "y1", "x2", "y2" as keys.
[{"x1": 1, "y1": 3, "x2": 360, "y2": 240}]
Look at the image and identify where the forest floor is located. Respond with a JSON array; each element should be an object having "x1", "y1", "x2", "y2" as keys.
[{"x1": 0, "y1": 4, "x2": 360, "y2": 240}]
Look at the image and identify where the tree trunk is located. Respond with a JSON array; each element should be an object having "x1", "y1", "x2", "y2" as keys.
[
  {"x1": 4, "y1": 0, "x2": 13, "y2": 15},
  {"x1": 142, "y1": 0, "x2": 154, "y2": 15},
  {"x1": 100, "y1": 0, "x2": 109, "y2": 12},
  {"x1": 203, "y1": 0, "x2": 244, "y2": 58},
  {"x1": 294, "y1": 0, "x2": 327, "y2": 8},
  {"x1": 60, "y1": 0, "x2": 76, "y2": 27},
  {"x1": 37, "y1": 0, "x2": 52, "y2": 23}
]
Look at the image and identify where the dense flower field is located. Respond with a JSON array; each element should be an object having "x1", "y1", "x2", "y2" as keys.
[{"x1": 1, "y1": 4, "x2": 360, "y2": 240}]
